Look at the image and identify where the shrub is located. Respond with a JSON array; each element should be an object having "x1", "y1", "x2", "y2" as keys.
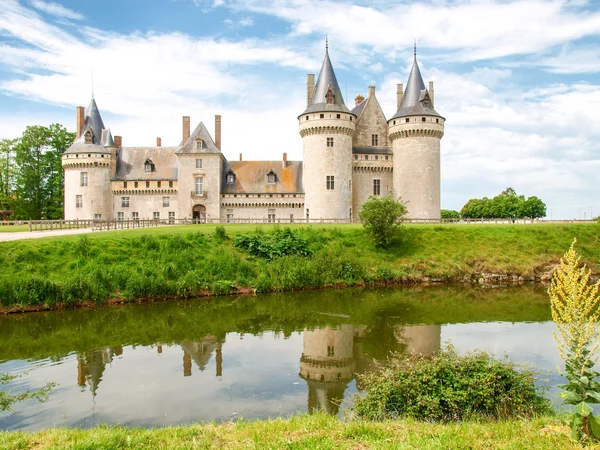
[
  {"x1": 234, "y1": 227, "x2": 311, "y2": 259},
  {"x1": 352, "y1": 347, "x2": 550, "y2": 422},
  {"x1": 549, "y1": 239, "x2": 600, "y2": 440},
  {"x1": 359, "y1": 196, "x2": 407, "y2": 248},
  {"x1": 215, "y1": 226, "x2": 227, "y2": 241}
]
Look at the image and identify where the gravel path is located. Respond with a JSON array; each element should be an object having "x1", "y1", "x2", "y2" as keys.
[{"x1": 0, "y1": 228, "x2": 95, "y2": 242}]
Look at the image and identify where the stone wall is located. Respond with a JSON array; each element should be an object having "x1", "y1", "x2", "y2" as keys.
[
  {"x1": 176, "y1": 153, "x2": 223, "y2": 220},
  {"x1": 63, "y1": 155, "x2": 113, "y2": 220},
  {"x1": 351, "y1": 162, "x2": 393, "y2": 219},
  {"x1": 112, "y1": 191, "x2": 179, "y2": 220},
  {"x1": 352, "y1": 87, "x2": 389, "y2": 149}
]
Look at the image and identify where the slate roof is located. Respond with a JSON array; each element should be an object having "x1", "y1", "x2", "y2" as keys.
[
  {"x1": 352, "y1": 147, "x2": 392, "y2": 155},
  {"x1": 222, "y1": 160, "x2": 303, "y2": 194},
  {"x1": 391, "y1": 56, "x2": 442, "y2": 119},
  {"x1": 113, "y1": 147, "x2": 179, "y2": 181},
  {"x1": 351, "y1": 97, "x2": 367, "y2": 118},
  {"x1": 64, "y1": 97, "x2": 112, "y2": 155},
  {"x1": 301, "y1": 47, "x2": 351, "y2": 115},
  {"x1": 178, "y1": 122, "x2": 221, "y2": 153}
]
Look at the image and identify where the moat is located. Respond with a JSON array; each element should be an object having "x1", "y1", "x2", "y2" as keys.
[{"x1": 0, "y1": 284, "x2": 561, "y2": 431}]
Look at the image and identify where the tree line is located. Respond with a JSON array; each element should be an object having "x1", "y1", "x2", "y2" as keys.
[
  {"x1": 0, "y1": 125, "x2": 74, "y2": 220},
  {"x1": 442, "y1": 187, "x2": 547, "y2": 220}
]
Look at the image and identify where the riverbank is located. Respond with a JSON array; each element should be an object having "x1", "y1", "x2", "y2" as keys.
[
  {"x1": 0, "y1": 414, "x2": 579, "y2": 449},
  {"x1": 1, "y1": 223, "x2": 598, "y2": 313}
]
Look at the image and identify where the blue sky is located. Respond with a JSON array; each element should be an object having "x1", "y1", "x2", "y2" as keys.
[{"x1": 1, "y1": 0, "x2": 599, "y2": 219}]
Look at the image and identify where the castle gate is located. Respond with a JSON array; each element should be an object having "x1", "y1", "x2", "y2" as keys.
[{"x1": 192, "y1": 204, "x2": 206, "y2": 223}]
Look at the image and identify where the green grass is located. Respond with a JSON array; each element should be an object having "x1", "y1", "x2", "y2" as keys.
[
  {"x1": 0, "y1": 223, "x2": 598, "y2": 310},
  {"x1": 0, "y1": 415, "x2": 583, "y2": 449},
  {"x1": 0, "y1": 225, "x2": 29, "y2": 232}
]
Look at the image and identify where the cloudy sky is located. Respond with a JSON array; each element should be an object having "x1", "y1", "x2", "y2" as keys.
[{"x1": 0, "y1": 0, "x2": 598, "y2": 218}]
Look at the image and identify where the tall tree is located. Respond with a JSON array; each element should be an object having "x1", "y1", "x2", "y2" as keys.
[
  {"x1": 460, "y1": 188, "x2": 546, "y2": 219},
  {"x1": 0, "y1": 138, "x2": 17, "y2": 218},
  {"x1": 14, "y1": 125, "x2": 74, "y2": 219}
]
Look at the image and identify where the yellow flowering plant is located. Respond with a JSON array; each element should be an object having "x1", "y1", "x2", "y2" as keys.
[{"x1": 549, "y1": 239, "x2": 600, "y2": 440}]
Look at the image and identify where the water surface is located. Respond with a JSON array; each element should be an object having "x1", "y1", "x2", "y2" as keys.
[{"x1": 0, "y1": 285, "x2": 561, "y2": 430}]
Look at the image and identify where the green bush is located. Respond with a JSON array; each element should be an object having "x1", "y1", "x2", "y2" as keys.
[
  {"x1": 233, "y1": 227, "x2": 312, "y2": 259},
  {"x1": 215, "y1": 226, "x2": 227, "y2": 241},
  {"x1": 359, "y1": 196, "x2": 407, "y2": 248},
  {"x1": 352, "y1": 347, "x2": 550, "y2": 422}
]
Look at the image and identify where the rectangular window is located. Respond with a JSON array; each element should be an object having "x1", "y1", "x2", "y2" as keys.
[
  {"x1": 163, "y1": 197, "x2": 170, "y2": 207},
  {"x1": 168, "y1": 211, "x2": 175, "y2": 224},
  {"x1": 267, "y1": 209, "x2": 276, "y2": 223},
  {"x1": 123, "y1": 181, "x2": 128, "y2": 189},
  {"x1": 195, "y1": 177, "x2": 204, "y2": 195},
  {"x1": 132, "y1": 212, "x2": 139, "y2": 221},
  {"x1": 326, "y1": 137, "x2": 334, "y2": 147},
  {"x1": 326, "y1": 175, "x2": 335, "y2": 190},
  {"x1": 226, "y1": 209, "x2": 233, "y2": 224},
  {"x1": 94, "y1": 214, "x2": 102, "y2": 220},
  {"x1": 169, "y1": 181, "x2": 173, "y2": 188},
  {"x1": 336, "y1": 114, "x2": 340, "y2": 119},
  {"x1": 372, "y1": 134, "x2": 378, "y2": 146},
  {"x1": 153, "y1": 212, "x2": 160, "y2": 220},
  {"x1": 290, "y1": 214, "x2": 294, "y2": 223},
  {"x1": 354, "y1": 155, "x2": 358, "y2": 160},
  {"x1": 385, "y1": 155, "x2": 389, "y2": 160},
  {"x1": 196, "y1": 140, "x2": 203, "y2": 150},
  {"x1": 146, "y1": 181, "x2": 150, "y2": 188},
  {"x1": 375, "y1": 155, "x2": 378, "y2": 160},
  {"x1": 121, "y1": 197, "x2": 130, "y2": 208},
  {"x1": 76, "y1": 195, "x2": 83, "y2": 208},
  {"x1": 80, "y1": 172, "x2": 88, "y2": 187},
  {"x1": 373, "y1": 179, "x2": 381, "y2": 196},
  {"x1": 117, "y1": 212, "x2": 124, "y2": 221},
  {"x1": 134, "y1": 181, "x2": 138, "y2": 188},
  {"x1": 157, "y1": 181, "x2": 161, "y2": 188},
  {"x1": 196, "y1": 159, "x2": 203, "y2": 169}
]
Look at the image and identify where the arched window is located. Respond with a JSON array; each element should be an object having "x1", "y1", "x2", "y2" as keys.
[
  {"x1": 326, "y1": 88, "x2": 335, "y2": 105},
  {"x1": 144, "y1": 159, "x2": 155, "y2": 173},
  {"x1": 226, "y1": 170, "x2": 235, "y2": 184},
  {"x1": 84, "y1": 130, "x2": 92, "y2": 144}
]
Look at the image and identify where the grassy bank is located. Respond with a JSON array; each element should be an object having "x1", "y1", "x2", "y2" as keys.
[
  {"x1": 0, "y1": 223, "x2": 598, "y2": 311},
  {"x1": 0, "y1": 415, "x2": 580, "y2": 449}
]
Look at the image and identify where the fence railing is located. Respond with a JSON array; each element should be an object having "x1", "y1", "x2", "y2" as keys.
[{"x1": 1, "y1": 217, "x2": 596, "y2": 232}]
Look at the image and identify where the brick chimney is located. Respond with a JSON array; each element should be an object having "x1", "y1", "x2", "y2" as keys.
[
  {"x1": 182, "y1": 116, "x2": 190, "y2": 143},
  {"x1": 354, "y1": 94, "x2": 364, "y2": 105},
  {"x1": 215, "y1": 114, "x2": 221, "y2": 150},
  {"x1": 307, "y1": 74, "x2": 315, "y2": 106},
  {"x1": 114, "y1": 136, "x2": 122, "y2": 148},
  {"x1": 397, "y1": 83, "x2": 404, "y2": 109},
  {"x1": 76, "y1": 106, "x2": 84, "y2": 139},
  {"x1": 156, "y1": 137, "x2": 162, "y2": 147},
  {"x1": 283, "y1": 152, "x2": 287, "y2": 168},
  {"x1": 239, "y1": 153, "x2": 242, "y2": 161}
]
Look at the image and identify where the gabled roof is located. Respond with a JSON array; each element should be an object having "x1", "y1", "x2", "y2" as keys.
[
  {"x1": 177, "y1": 122, "x2": 220, "y2": 153},
  {"x1": 301, "y1": 47, "x2": 351, "y2": 115},
  {"x1": 113, "y1": 147, "x2": 179, "y2": 181},
  {"x1": 351, "y1": 97, "x2": 368, "y2": 118},
  {"x1": 222, "y1": 161, "x2": 303, "y2": 194},
  {"x1": 391, "y1": 56, "x2": 442, "y2": 119}
]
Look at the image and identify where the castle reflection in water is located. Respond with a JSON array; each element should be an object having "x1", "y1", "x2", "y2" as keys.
[{"x1": 76, "y1": 324, "x2": 440, "y2": 413}]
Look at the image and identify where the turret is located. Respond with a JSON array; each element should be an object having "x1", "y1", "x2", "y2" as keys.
[
  {"x1": 62, "y1": 97, "x2": 115, "y2": 220},
  {"x1": 388, "y1": 47, "x2": 445, "y2": 220},
  {"x1": 298, "y1": 42, "x2": 355, "y2": 220}
]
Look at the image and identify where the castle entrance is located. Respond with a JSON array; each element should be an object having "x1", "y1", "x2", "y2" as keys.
[{"x1": 192, "y1": 204, "x2": 206, "y2": 224}]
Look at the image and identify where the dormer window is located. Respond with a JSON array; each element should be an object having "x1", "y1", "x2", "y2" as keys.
[
  {"x1": 84, "y1": 130, "x2": 92, "y2": 144},
  {"x1": 226, "y1": 171, "x2": 235, "y2": 184},
  {"x1": 267, "y1": 170, "x2": 276, "y2": 184},
  {"x1": 196, "y1": 139, "x2": 203, "y2": 150},
  {"x1": 144, "y1": 159, "x2": 155, "y2": 173},
  {"x1": 326, "y1": 88, "x2": 335, "y2": 105}
]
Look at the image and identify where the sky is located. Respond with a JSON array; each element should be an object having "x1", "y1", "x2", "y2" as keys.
[{"x1": 0, "y1": 0, "x2": 599, "y2": 219}]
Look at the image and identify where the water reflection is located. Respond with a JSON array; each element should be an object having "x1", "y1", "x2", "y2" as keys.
[{"x1": 0, "y1": 285, "x2": 555, "y2": 430}]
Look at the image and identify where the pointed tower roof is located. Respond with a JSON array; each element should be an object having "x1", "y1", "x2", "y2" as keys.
[
  {"x1": 84, "y1": 97, "x2": 106, "y2": 142},
  {"x1": 391, "y1": 53, "x2": 441, "y2": 119},
  {"x1": 64, "y1": 96, "x2": 112, "y2": 154},
  {"x1": 301, "y1": 44, "x2": 351, "y2": 115}
]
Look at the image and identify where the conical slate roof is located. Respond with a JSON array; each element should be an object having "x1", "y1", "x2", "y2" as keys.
[
  {"x1": 83, "y1": 97, "x2": 106, "y2": 143},
  {"x1": 301, "y1": 47, "x2": 351, "y2": 115},
  {"x1": 391, "y1": 56, "x2": 441, "y2": 119},
  {"x1": 64, "y1": 96, "x2": 112, "y2": 154}
]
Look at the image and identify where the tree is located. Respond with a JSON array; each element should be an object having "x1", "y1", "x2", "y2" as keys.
[
  {"x1": 521, "y1": 196, "x2": 546, "y2": 219},
  {"x1": 359, "y1": 196, "x2": 408, "y2": 248},
  {"x1": 460, "y1": 188, "x2": 546, "y2": 219},
  {"x1": 0, "y1": 138, "x2": 17, "y2": 218},
  {"x1": 441, "y1": 209, "x2": 460, "y2": 219},
  {"x1": 14, "y1": 124, "x2": 74, "y2": 219}
]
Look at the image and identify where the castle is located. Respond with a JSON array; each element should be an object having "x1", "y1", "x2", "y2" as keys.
[{"x1": 62, "y1": 45, "x2": 444, "y2": 222}]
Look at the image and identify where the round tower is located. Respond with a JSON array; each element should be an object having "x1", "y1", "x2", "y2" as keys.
[
  {"x1": 299, "y1": 44, "x2": 355, "y2": 220},
  {"x1": 62, "y1": 98, "x2": 115, "y2": 220},
  {"x1": 388, "y1": 49, "x2": 444, "y2": 220}
]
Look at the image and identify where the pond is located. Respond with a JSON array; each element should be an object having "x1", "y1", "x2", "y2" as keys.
[{"x1": 0, "y1": 284, "x2": 562, "y2": 431}]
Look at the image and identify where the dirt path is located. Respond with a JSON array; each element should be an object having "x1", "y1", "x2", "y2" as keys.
[{"x1": 0, "y1": 228, "x2": 94, "y2": 242}]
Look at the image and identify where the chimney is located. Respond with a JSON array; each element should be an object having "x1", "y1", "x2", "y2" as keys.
[
  {"x1": 354, "y1": 94, "x2": 364, "y2": 105},
  {"x1": 429, "y1": 81, "x2": 435, "y2": 107},
  {"x1": 215, "y1": 114, "x2": 221, "y2": 151},
  {"x1": 283, "y1": 152, "x2": 287, "y2": 168},
  {"x1": 239, "y1": 153, "x2": 242, "y2": 161},
  {"x1": 156, "y1": 137, "x2": 162, "y2": 147},
  {"x1": 76, "y1": 106, "x2": 84, "y2": 139},
  {"x1": 114, "y1": 136, "x2": 122, "y2": 148},
  {"x1": 182, "y1": 116, "x2": 190, "y2": 143},
  {"x1": 397, "y1": 83, "x2": 404, "y2": 109},
  {"x1": 306, "y1": 74, "x2": 315, "y2": 106},
  {"x1": 368, "y1": 85, "x2": 375, "y2": 97}
]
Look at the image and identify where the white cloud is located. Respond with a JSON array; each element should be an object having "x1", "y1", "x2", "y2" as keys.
[{"x1": 29, "y1": 0, "x2": 83, "y2": 21}]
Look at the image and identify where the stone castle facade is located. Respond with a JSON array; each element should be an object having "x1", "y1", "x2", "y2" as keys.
[{"x1": 62, "y1": 46, "x2": 444, "y2": 222}]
